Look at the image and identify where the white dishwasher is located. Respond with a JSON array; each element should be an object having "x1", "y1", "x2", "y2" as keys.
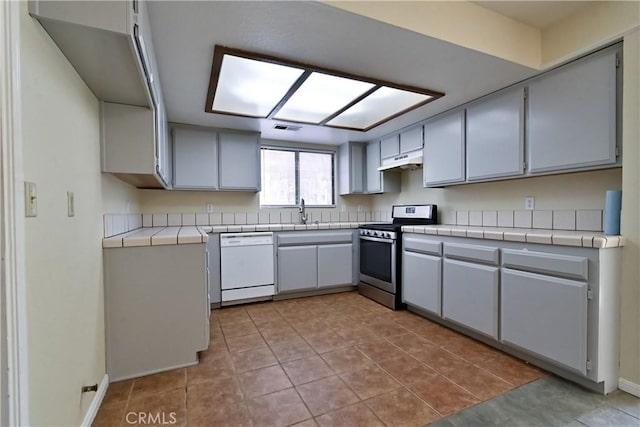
[{"x1": 220, "y1": 232, "x2": 275, "y2": 304}]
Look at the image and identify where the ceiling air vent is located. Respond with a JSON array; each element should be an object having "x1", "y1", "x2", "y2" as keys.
[{"x1": 274, "y1": 124, "x2": 301, "y2": 131}]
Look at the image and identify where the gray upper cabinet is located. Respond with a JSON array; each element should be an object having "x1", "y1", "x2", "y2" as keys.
[
  {"x1": 338, "y1": 142, "x2": 365, "y2": 195},
  {"x1": 218, "y1": 132, "x2": 261, "y2": 191},
  {"x1": 399, "y1": 126, "x2": 424, "y2": 153},
  {"x1": 466, "y1": 87, "x2": 525, "y2": 181},
  {"x1": 527, "y1": 48, "x2": 619, "y2": 174},
  {"x1": 30, "y1": 0, "x2": 172, "y2": 189},
  {"x1": 365, "y1": 141, "x2": 400, "y2": 194},
  {"x1": 423, "y1": 110, "x2": 466, "y2": 187},
  {"x1": 172, "y1": 127, "x2": 218, "y2": 190},
  {"x1": 172, "y1": 126, "x2": 260, "y2": 192},
  {"x1": 380, "y1": 135, "x2": 400, "y2": 159}
]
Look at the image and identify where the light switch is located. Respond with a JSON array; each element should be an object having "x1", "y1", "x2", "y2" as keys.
[
  {"x1": 67, "y1": 192, "x2": 75, "y2": 217},
  {"x1": 24, "y1": 182, "x2": 37, "y2": 217}
]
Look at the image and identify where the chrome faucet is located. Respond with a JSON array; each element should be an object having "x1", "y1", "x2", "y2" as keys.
[{"x1": 299, "y1": 198, "x2": 308, "y2": 224}]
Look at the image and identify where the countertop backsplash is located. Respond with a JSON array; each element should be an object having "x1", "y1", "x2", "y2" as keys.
[{"x1": 103, "y1": 208, "x2": 604, "y2": 238}]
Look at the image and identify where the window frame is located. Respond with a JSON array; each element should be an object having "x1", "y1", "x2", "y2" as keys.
[{"x1": 259, "y1": 145, "x2": 336, "y2": 208}]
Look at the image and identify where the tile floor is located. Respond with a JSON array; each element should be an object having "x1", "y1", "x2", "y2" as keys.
[{"x1": 93, "y1": 292, "x2": 638, "y2": 427}]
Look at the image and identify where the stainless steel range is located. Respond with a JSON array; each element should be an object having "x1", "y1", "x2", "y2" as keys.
[{"x1": 359, "y1": 204, "x2": 437, "y2": 309}]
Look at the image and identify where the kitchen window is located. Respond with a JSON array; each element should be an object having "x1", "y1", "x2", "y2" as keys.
[{"x1": 260, "y1": 147, "x2": 335, "y2": 207}]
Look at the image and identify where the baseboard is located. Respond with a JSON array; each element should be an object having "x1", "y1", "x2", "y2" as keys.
[
  {"x1": 618, "y1": 377, "x2": 640, "y2": 397},
  {"x1": 80, "y1": 374, "x2": 109, "y2": 427}
]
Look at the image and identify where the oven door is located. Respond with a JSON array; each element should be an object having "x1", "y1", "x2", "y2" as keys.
[{"x1": 359, "y1": 235, "x2": 396, "y2": 294}]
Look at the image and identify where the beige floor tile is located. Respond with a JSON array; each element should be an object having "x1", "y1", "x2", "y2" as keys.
[
  {"x1": 282, "y1": 355, "x2": 334, "y2": 385},
  {"x1": 365, "y1": 387, "x2": 441, "y2": 426},
  {"x1": 321, "y1": 347, "x2": 374, "y2": 374},
  {"x1": 130, "y1": 369, "x2": 185, "y2": 400},
  {"x1": 271, "y1": 338, "x2": 316, "y2": 363},
  {"x1": 225, "y1": 333, "x2": 267, "y2": 353},
  {"x1": 356, "y1": 339, "x2": 407, "y2": 362},
  {"x1": 315, "y1": 402, "x2": 385, "y2": 427},
  {"x1": 246, "y1": 388, "x2": 312, "y2": 427},
  {"x1": 296, "y1": 376, "x2": 359, "y2": 416},
  {"x1": 339, "y1": 365, "x2": 401, "y2": 400},
  {"x1": 230, "y1": 346, "x2": 278, "y2": 373},
  {"x1": 220, "y1": 320, "x2": 259, "y2": 338},
  {"x1": 237, "y1": 365, "x2": 292, "y2": 398},
  {"x1": 126, "y1": 388, "x2": 187, "y2": 427}
]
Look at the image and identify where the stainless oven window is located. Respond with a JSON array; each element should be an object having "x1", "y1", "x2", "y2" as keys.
[{"x1": 359, "y1": 237, "x2": 393, "y2": 283}]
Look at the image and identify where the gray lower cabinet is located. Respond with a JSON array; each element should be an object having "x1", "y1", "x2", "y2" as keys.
[
  {"x1": 502, "y1": 268, "x2": 588, "y2": 374},
  {"x1": 318, "y1": 244, "x2": 353, "y2": 287},
  {"x1": 402, "y1": 232, "x2": 621, "y2": 393},
  {"x1": 466, "y1": 86, "x2": 525, "y2": 181},
  {"x1": 277, "y1": 231, "x2": 355, "y2": 293},
  {"x1": 527, "y1": 46, "x2": 619, "y2": 174},
  {"x1": 277, "y1": 245, "x2": 318, "y2": 292},
  {"x1": 207, "y1": 233, "x2": 221, "y2": 306},
  {"x1": 402, "y1": 251, "x2": 442, "y2": 316},
  {"x1": 442, "y1": 258, "x2": 499, "y2": 339},
  {"x1": 103, "y1": 243, "x2": 209, "y2": 381}
]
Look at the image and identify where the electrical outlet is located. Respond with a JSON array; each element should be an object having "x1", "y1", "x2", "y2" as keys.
[
  {"x1": 24, "y1": 182, "x2": 37, "y2": 217},
  {"x1": 206, "y1": 204, "x2": 214, "y2": 213},
  {"x1": 67, "y1": 192, "x2": 75, "y2": 217},
  {"x1": 525, "y1": 196, "x2": 535, "y2": 210}
]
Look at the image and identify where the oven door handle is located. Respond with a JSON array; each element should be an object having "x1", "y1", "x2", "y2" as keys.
[{"x1": 359, "y1": 235, "x2": 395, "y2": 244}]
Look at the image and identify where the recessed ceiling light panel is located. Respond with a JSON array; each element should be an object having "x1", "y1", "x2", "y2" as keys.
[
  {"x1": 274, "y1": 72, "x2": 375, "y2": 123},
  {"x1": 206, "y1": 46, "x2": 444, "y2": 131},
  {"x1": 211, "y1": 55, "x2": 304, "y2": 117},
  {"x1": 327, "y1": 87, "x2": 432, "y2": 129}
]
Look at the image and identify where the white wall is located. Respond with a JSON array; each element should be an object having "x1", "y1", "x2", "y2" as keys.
[
  {"x1": 20, "y1": 3, "x2": 140, "y2": 424},
  {"x1": 370, "y1": 168, "x2": 622, "y2": 222}
]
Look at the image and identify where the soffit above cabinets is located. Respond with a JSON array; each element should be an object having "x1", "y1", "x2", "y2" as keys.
[{"x1": 146, "y1": 1, "x2": 540, "y2": 145}]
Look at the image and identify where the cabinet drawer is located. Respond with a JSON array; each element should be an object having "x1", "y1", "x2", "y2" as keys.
[
  {"x1": 403, "y1": 236, "x2": 442, "y2": 256},
  {"x1": 278, "y1": 231, "x2": 353, "y2": 246},
  {"x1": 502, "y1": 249, "x2": 588, "y2": 281},
  {"x1": 443, "y1": 243, "x2": 499, "y2": 265}
]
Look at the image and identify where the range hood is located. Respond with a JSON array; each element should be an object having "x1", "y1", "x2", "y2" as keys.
[{"x1": 378, "y1": 148, "x2": 423, "y2": 171}]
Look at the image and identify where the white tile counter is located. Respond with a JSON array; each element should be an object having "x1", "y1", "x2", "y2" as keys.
[
  {"x1": 102, "y1": 226, "x2": 209, "y2": 248},
  {"x1": 403, "y1": 225, "x2": 625, "y2": 249},
  {"x1": 200, "y1": 222, "x2": 367, "y2": 234}
]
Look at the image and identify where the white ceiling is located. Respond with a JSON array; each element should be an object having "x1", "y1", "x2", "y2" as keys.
[
  {"x1": 147, "y1": 1, "x2": 545, "y2": 145},
  {"x1": 474, "y1": 1, "x2": 589, "y2": 29}
]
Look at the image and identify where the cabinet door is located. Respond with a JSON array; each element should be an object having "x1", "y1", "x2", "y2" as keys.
[
  {"x1": 424, "y1": 110, "x2": 465, "y2": 186},
  {"x1": 527, "y1": 49, "x2": 618, "y2": 174},
  {"x1": 218, "y1": 132, "x2": 261, "y2": 191},
  {"x1": 380, "y1": 135, "x2": 400, "y2": 159},
  {"x1": 277, "y1": 246, "x2": 317, "y2": 292},
  {"x1": 400, "y1": 126, "x2": 423, "y2": 153},
  {"x1": 172, "y1": 127, "x2": 218, "y2": 189},
  {"x1": 318, "y1": 244, "x2": 353, "y2": 287},
  {"x1": 366, "y1": 141, "x2": 382, "y2": 193},
  {"x1": 402, "y1": 251, "x2": 441, "y2": 316},
  {"x1": 466, "y1": 87, "x2": 524, "y2": 181},
  {"x1": 443, "y1": 259, "x2": 499, "y2": 339},
  {"x1": 501, "y1": 268, "x2": 588, "y2": 374},
  {"x1": 350, "y1": 143, "x2": 365, "y2": 193}
]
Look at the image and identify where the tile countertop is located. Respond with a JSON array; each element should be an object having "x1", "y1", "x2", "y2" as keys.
[
  {"x1": 201, "y1": 222, "x2": 367, "y2": 233},
  {"x1": 403, "y1": 225, "x2": 625, "y2": 249},
  {"x1": 103, "y1": 222, "x2": 367, "y2": 248},
  {"x1": 102, "y1": 226, "x2": 209, "y2": 248}
]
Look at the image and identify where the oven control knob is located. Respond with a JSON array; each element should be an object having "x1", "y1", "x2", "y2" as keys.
[
  {"x1": 373, "y1": 231, "x2": 379, "y2": 237},
  {"x1": 383, "y1": 233, "x2": 389, "y2": 238}
]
